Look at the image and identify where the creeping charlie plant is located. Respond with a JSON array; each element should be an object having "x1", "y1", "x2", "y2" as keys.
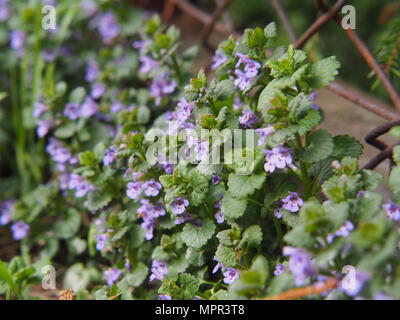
[{"x1": 1, "y1": 1, "x2": 400, "y2": 301}]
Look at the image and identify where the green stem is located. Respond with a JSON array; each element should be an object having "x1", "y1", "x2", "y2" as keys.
[
  {"x1": 295, "y1": 133, "x2": 311, "y2": 198},
  {"x1": 171, "y1": 55, "x2": 183, "y2": 84},
  {"x1": 272, "y1": 213, "x2": 284, "y2": 248}
]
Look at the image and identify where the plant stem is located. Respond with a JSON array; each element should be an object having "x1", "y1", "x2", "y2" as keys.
[
  {"x1": 295, "y1": 132, "x2": 311, "y2": 198},
  {"x1": 272, "y1": 213, "x2": 284, "y2": 248},
  {"x1": 171, "y1": 54, "x2": 183, "y2": 84}
]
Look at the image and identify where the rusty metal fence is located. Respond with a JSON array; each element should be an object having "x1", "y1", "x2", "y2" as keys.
[{"x1": 153, "y1": 0, "x2": 400, "y2": 170}]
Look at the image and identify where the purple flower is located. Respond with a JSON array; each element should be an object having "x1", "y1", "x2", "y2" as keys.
[
  {"x1": 214, "y1": 210, "x2": 224, "y2": 224},
  {"x1": 223, "y1": 268, "x2": 239, "y2": 284},
  {"x1": 187, "y1": 136, "x2": 209, "y2": 162},
  {"x1": 211, "y1": 174, "x2": 220, "y2": 186},
  {"x1": 132, "y1": 40, "x2": 150, "y2": 54},
  {"x1": 335, "y1": 221, "x2": 354, "y2": 237},
  {"x1": 126, "y1": 181, "x2": 143, "y2": 200},
  {"x1": 64, "y1": 102, "x2": 80, "y2": 120},
  {"x1": 10, "y1": 30, "x2": 25, "y2": 56},
  {"x1": 0, "y1": 200, "x2": 14, "y2": 226},
  {"x1": 283, "y1": 246, "x2": 316, "y2": 286},
  {"x1": 85, "y1": 59, "x2": 100, "y2": 83},
  {"x1": 274, "y1": 208, "x2": 283, "y2": 218},
  {"x1": 137, "y1": 199, "x2": 166, "y2": 240},
  {"x1": 79, "y1": 97, "x2": 98, "y2": 118},
  {"x1": 97, "y1": 12, "x2": 120, "y2": 44},
  {"x1": 33, "y1": 102, "x2": 49, "y2": 118},
  {"x1": 149, "y1": 260, "x2": 168, "y2": 281},
  {"x1": 212, "y1": 261, "x2": 224, "y2": 274},
  {"x1": 150, "y1": 73, "x2": 177, "y2": 106},
  {"x1": 11, "y1": 221, "x2": 30, "y2": 240},
  {"x1": 68, "y1": 174, "x2": 94, "y2": 198},
  {"x1": 239, "y1": 109, "x2": 258, "y2": 128},
  {"x1": 382, "y1": 201, "x2": 400, "y2": 221},
  {"x1": 255, "y1": 126, "x2": 275, "y2": 146},
  {"x1": 46, "y1": 139, "x2": 71, "y2": 163},
  {"x1": 174, "y1": 213, "x2": 193, "y2": 225},
  {"x1": 159, "y1": 295, "x2": 172, "y2": 300},
  {"x1": 170, "y1": 197, "x2": 189, "y2": 215},
  {"x1": 143, "y1": 179, "x2": 162, "y2": 197},
  {"x1": 139, "y1": 55, "x2": 159, "y2": 74},
  {"x1": 176, "y1": 98, "x2": 195, "y2": 123},
  {"x1": 80, "y1": 0, "x2": 98, "y2": 17},
  {"x1": 36, "y1": 120, "x2": 52, "y2": 138},
  {"x1": 211, "y1": 52, "x2": 227, "y2": 70},
  {"x1": 340, "y1": 269, "x2": 370, "y2": 297},
  {"x1": 281, "y1": 192, "x2": 303, "y2": 213},
  {"x1": 90, "y1": 83, "x2": 105, "y2": 99},
  {"x1": 95, "y1": 234, "x2": 108, "y2": 251},
  {"x1": 309, "y1": 92, "x2": 320, "y2": 110},
  {"x1": 274, "y1": 264, "x2": 286, "y2": 276},
  {"x1": 0, "y1": 1, "x2": 11, "y2": 22},
  {"x1": 263, "y1": 146, "x2": 293, "y2": 173},
  {"x1": 110, "y1": 100, "x2": 125, "y2": 113},
  {"x1": 103, "y1": 147, "x2": 116, "y2": 166},
  {"x1": 234, "y1": 69, "x2": 253, "y2": 91},
  {"x1": 104, "y1": 268, "x2": 121, "y2": 286}
]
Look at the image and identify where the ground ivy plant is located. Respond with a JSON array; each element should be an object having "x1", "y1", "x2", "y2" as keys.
[{"x1": 1, "y1": 9, "x2": 400, "y2": 300}]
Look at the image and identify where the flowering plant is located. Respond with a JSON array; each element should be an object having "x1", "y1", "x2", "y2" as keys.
[{"x1": 1, "y1": 0, "x2": 400, "y2": 301}]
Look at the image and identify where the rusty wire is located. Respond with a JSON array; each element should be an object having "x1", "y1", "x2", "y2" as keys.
[{"x1": 161, "y1": 0, "x2": 400, "y2": 170}]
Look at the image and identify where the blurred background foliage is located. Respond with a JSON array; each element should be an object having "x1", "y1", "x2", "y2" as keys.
[{"x1": 191, "y1": 0, "x2": 400, "y2": 103}]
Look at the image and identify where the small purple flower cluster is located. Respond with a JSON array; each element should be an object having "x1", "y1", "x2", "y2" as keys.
[
  {"x1": 0, "y1": 0, "x2": 11, "y2": 22},
  {"x1": 11, "y1": 221, "x2": 30, "y2": 240},
  {"x1": 150, "y1": 72, "x2": 177, "y2": 106},
  {"x1": 10, "y1": 30, "x2": 25, "y2": 57},
  {"x1": 150, "y1": 260, "x2": 168, "y2": 281},
  {"x1": 255, "y1": 126, "x2": 275, "y2": 146},
  {"x1": 327, "y1": 220, "x2": 354, "y2": 244},
  {"x1": 233, "y1": 52, "x2": 261, "y2": 91},
  {"x1": 0, "y1": 200, "x2": 14, "y2": 226},
  {"x1": 137, "y1": 199, "x2": 166, "y2": 240},
  {"x1": 186, "y1": 136, "x2": 209, "y2": 162},
  {"x1": 63, "y1": 97, "x2": 98, "y2": 120},
  {"x1": 170, "y1": 197, "x2": 189, "y2": 215},
  {"x1": 126, "y1": 179, "x2": 162, "y2": 200},
  {"x1": 211, "y1": 52, "x2": 227, "y2": 70},
  {"x1": 274, "y1": 192, "x2": 303, "y2": 218},
  {"x1": 96, "y1": 12, "x2": 120, "y2": 44},
  {"x1": 263, "y1": 146, "x2": 293, "y2": 173},
  {"x1": 212, "y1": 260, "x2": 239, "y2": 284},
  {"x1": 139, "y1": 55, "x2": 159, "y2": 75},
  {"x1": 273, "y1": 264, "x2": 286, "y2": 276},
  {"x1": 104, "y1": 268, "x2": 121, "y2": 286},
  {"x1": 103, "y1": 146, "x2": 117, "y2": 166},
  {"x1": 283, "y1": 246, "x2": 316, "y2": 286},
  {"x1": 214, "y1": 198, "x2": 224, "y2": 224},
  {"x1": 382, "y1": 201, "x2": 400, "y2": 221},
  {"x1": 238, "y1": 109, "x2": 258, "y2": 128},
  {"x1": 68, "y1": 173, "x2": 95, "y2": 198}
]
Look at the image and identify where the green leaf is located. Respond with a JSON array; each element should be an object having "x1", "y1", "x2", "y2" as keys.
[
  {"x1": 240, "y1": 225, "x2": 263, "y2": 248},
  {"x1": 179, "y1": 273, "x2": 200, "y2": 300},
  {"x1": 284, "y1": 225, "x2": 315, "y2": 248},
  {"x1": 85, "y1": 190, "x2": 112, "y2": 212},
  {"x1": 309, "y1": 56, "x2": 340, "y2": 89},
  {"x1": 125, "y1": 263, "x2": 148, "y2": 287},
  {"x1": 299, "y1": 129, "x2": 333, "y2": 163},
  {"x1": 389, "y1": 166, "x2": 400, "y2": 194},
  {"x1": 54, "y1": 122, "x2": 76, "y2": 139},
  {"x1": 0, "y1": 261, "x2": 16, "y2": 293},
  {"x1": 181, "y1": 219, "x2": 216, "y2": 248},
  {"x1": 54, "y1": 209, "x2": 82, "y2": 239},
  {"x1": 227, "y1": 172, "x2": 266, "y2": 199},
  {"x1": 331, "y1": 135, "x2": 363, "y2": 159},
  {"x1": 215, "y1": 245, "x2": 237, "y2": 268},
  {"x1": 221, "y1": 191, "x2": 247, "y2": 219}
]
